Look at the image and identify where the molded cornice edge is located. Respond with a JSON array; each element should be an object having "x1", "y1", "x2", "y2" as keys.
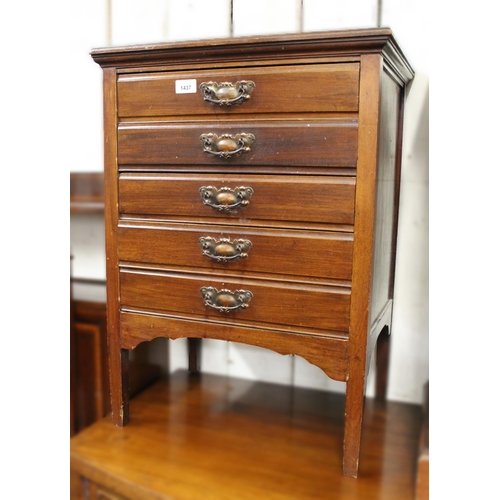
[{"x1": 90, "y1": 28, "x2": 414, "y2": 86}]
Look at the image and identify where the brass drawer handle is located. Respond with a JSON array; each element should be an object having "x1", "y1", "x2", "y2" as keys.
[
  {"x1": 199, "y1": 186, "x2": 254, "y2": 212},
  {"x1": 200, "y1": 286, "x2": 253, "y2": 313},
  {"x1": 199, "y1": 80, "x2": 255, "y2": 106},
  {"x1": 200, "y1": 133, "x2": 255, "y2": 159},
  {"x1": 199, "y1": 237, "x2": 252, "y2": 263}
]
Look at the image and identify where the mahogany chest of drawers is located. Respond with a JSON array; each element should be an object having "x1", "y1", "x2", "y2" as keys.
[{"x1": 91, "y1": 28, "x2": 413, "y2": 477}]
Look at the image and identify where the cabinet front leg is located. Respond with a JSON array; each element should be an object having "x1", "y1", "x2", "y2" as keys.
[
  {"x1": 343, "y1": 376, "x2": 366, "y2": 477},
  {"x1": 109, "y1": 348, "x2": 130, "y2": 426}
]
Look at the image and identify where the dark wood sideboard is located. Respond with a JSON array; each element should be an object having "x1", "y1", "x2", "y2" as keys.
[
  {"x1": 70, "y1": 173, "x2": 166, "y2": 435},
  {"x1": 90, "y1": 28, "x2": 414, "y2": 477}
]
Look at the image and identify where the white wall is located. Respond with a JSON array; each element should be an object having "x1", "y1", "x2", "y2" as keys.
[{"x1": 70, "y1": 0, "x2": 429, "y2": 404}]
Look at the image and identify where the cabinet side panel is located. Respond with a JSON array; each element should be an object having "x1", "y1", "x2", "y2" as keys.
[
  {"x1": 348, "y1": 54, "x2": 381, "y2": 360},
  {"x1": 369, "y1": 69, "x2": 403, "y2": 326}
]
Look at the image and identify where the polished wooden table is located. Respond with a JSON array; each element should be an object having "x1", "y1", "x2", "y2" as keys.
[{"x1": 70, "y1": 370, "x2": 421, "y2": 500}]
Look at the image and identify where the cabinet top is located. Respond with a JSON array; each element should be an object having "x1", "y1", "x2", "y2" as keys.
[{"x1": 90, "y1": 27, "x2": 413, "y2": 84}]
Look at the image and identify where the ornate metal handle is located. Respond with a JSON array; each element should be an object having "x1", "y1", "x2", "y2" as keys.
[
  {"x1": 199, "y1": 186, "x2": 254, "y2": 212},
  {"x1": 199, "y1": 80, "x2": 255, "y2": 106},
  {"x1": 200, "y1": 286, "x2": 253, "y2": 313},
  {"x1": 200, "y1": 133, "x2": 255, "y2": 159},
  {"x1": 199, "y1": 237, "x2": 252, "y2": 263}
]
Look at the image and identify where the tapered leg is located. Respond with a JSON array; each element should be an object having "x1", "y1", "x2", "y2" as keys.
[
  {"x1": 109, "y1": 347, "x2": 130, "y2": 426},
  {"x1": 375, "y1": 325, "x2": 390, "y2": 400},
  {"x1": 343, "y1": 374, "x2": 366, "y2": 477},
  {"x1": 188, "y1": 338, "x2": 201, "y2": 374}
]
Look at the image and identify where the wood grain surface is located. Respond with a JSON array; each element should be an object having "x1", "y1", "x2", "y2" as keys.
[
  {"x1": 70, "y1": 371, "x2": 421, "y2": 500},
  {"x1": 117, "y1": 62, "x2": 360, "y2": 117},
  {"x1": 117, "y1": 119, "x2": 358, "y2": 167},
  {"x1": 119, "y1": 267, "x2": 351, "y2": 333},
  {"x1": 117, "y1": 222, "x2": 354, "y2": 281},
  {"x1": 118, "y1": 173, "x2": 356, "y2": 226}
]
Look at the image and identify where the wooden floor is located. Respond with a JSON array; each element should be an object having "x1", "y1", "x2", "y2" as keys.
[{"x1": 71, "y1": 370, "x2": 422, "y2": 500}]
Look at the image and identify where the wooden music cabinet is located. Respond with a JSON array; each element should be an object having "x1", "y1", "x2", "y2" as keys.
[{"x1": 91, "y1": 28, "x2": 413, "y2": 477}]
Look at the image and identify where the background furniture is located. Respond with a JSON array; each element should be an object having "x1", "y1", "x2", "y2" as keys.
[
  {"x1": 70, "y1": 173, "x2": 166, "y2": 435},
  {"x1": 416, "y1": 381, "x2": 429, "y2": 500},
  {"x1": 91, "y1": 28, "x2": 413, "y2": 477},
  {"x1": 70, "y1": 173, "x2": 105, "y2": 214}
]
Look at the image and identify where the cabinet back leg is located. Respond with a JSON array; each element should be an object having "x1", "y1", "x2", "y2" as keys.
[
  {"x1": 375, "y1": 325, "x2": 390, "y2": 400},
  {"x1": 188, "y1": 338, "x2": 201, "y2": 374}
]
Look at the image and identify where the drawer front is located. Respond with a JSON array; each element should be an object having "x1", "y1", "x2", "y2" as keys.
[
  {"x1": 117, "y1": 63, "x2": 359, "y2": 117},
  {"x1": 119, "y1": 173, "x2": 356, "y2": 226},
  {"x1": 120, "y1": 269, "x2": 351, "y2": 333},
  {"x1": 117, "y1": 120, "x2": 358, "y2": 168},
  {"x1": 117, "y1": 223, "x2": 353, "y2": 281}
]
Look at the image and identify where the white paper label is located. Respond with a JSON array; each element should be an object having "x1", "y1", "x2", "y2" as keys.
[{"x1": 175, "y1": 79, "x2": 197, "y2": 94}]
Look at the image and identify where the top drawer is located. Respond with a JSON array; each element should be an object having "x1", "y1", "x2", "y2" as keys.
[{"x1": 117, "y1": 63, "x2": 359, "y2": 117}]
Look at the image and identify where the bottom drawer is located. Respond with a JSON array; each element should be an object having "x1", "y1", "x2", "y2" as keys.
[{"x1": 120, "y1": 269, "x2": 351, "y2": 334}]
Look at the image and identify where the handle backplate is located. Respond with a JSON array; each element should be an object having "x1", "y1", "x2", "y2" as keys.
[
  {"x1": 199, "y1": 80, "x2": 255, "y2": 106},
  {"x1": 199, "y1": 186, "x2": 254, "y2": 212},
  {"x1": 200, "y1": 286, "x2": 253, "y2": 313},
  {"x1": 200, "y1": 133, "x2": 255, "y2": 159},
  {"x1": 199, "y1": 237, "x2": 252, "y2": 263}
]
